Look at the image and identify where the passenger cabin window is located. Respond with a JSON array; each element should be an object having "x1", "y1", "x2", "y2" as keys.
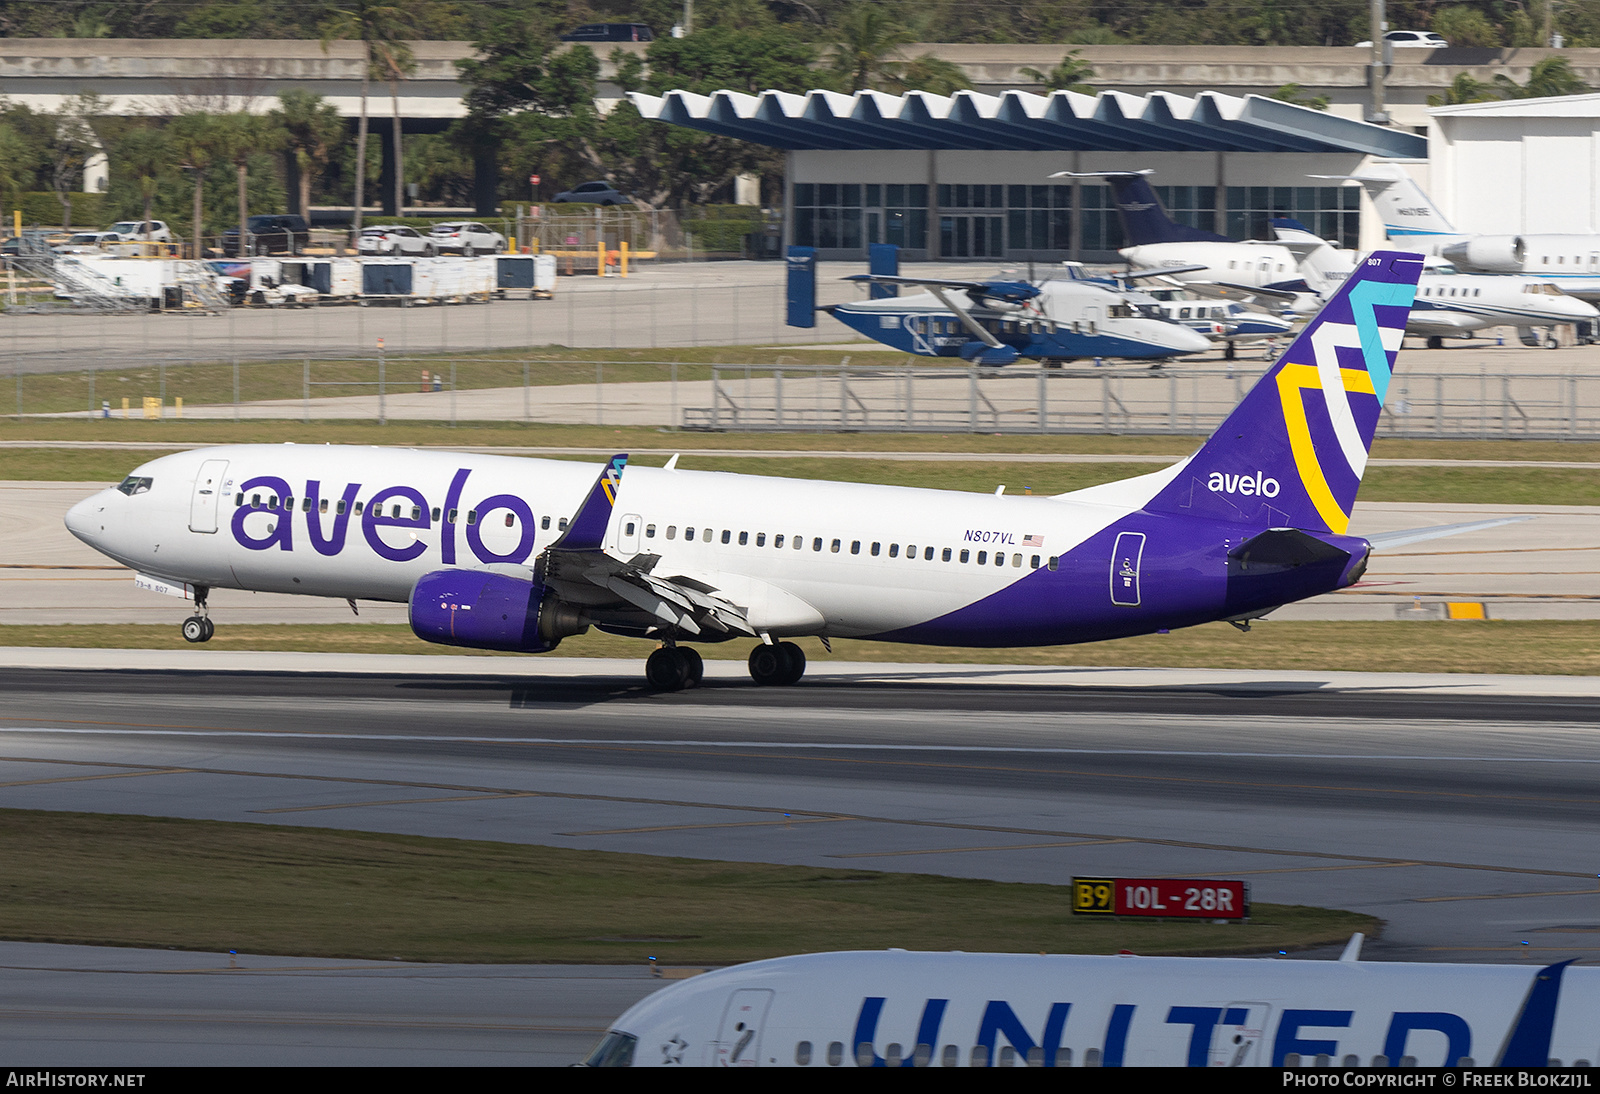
[
  {"x1": 558, "y1": 517, "x2": 568, "y2": 530},
  {"x1": 871, "y1": 542, "x2": 880, "y2": 556},
  {"x1": 339, "y1": 500, "x2": 349, "y2": 516},
  {"x1": 541, "y1": 516, "x2": 551, "y2": 530},
  {"x1": 851, "y1": 540, "x2": 860, "y2": 554},
  {"x1": 831, "y1": 539, "x2": 841, "y2": 553},
  {"x1": 889, "y1": 544, "x2": 899, "y2": 558},
  {"x1": 685, "y1": 527, "x2": 695, "y2": 540},
  {"x1": 924, "y1": 547, "x2": 935, "y2": 560},
  {"x1": 722, "y1": 530, "x2": 732, "y2": 544},
  {"x1": 466, "y1": 510, "x2": 477, "y2": 524},
  {"x1": 505, "y1": 512, "x2": 516, "y2": 527},
  {"x1": 739, "y1": 531, "x2": 748, "y2": 545},
  {"x1": 446, "y1": 508, "x2": 456, "y2": 523},
  {"x1": 756, "y1": 533, "x2": 765, "y2": 546},
  {"x1": 353, "y1": 501, "x2": 364, "y2": 516},
  {"x1": 774, "y1": 533, "x2": 783, "y2": 548},
  {"x1": 960, "y1": 549, "x2": 969, "y2": 563},
  {"x1": 978, "y1": 551, "x2": 987, "y2": 564},
  {"x1": 646, "y1": 524, "x2": 656, "y2": 539},
  {"x1": 942, "y1": 547, "x2": 952, "y2": 562},
  {"x1": 624, "y1": 520, "x2": 636, "y2": 536},
  {"x1": 813, "y1": 537, "x2": 823, "y2": 551},
  {"x1": 666, "y1": 525, "x2": 676, "y2": 539},
  {"x1": 430, "y1": 507, "x2": 439, "y2": 521}
]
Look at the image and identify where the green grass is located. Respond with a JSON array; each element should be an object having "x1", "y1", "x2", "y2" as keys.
[
  {"x1": 0, "y1": 809, "x2": 1373, "y2": 963},
  {"x1": 11, "y1": 620, "x2": 1600, "y2": 676},
  {"x1": 17, "y1": 439, "x2": 1600, "y2": 504}
]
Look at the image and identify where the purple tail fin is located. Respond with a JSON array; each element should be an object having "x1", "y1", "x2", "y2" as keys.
[
  {"x1": 550, "y1": 453, "x2": 627, "y2": 551},
  {"x1": 1147, "y1": 251, "x2": 1423, "y2": 535}
]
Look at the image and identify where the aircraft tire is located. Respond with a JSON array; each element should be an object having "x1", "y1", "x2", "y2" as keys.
[
  {"x1": 182, "y1": 616, "x2": 209, "y2": 644},
  {"x1": 645, "y1": 647, "x2": 688, "y2": 691},
  {"x1": 679, "y1": 647, "x2": 704, "y2": 687},
  {"x1": 200, "y1": 617, "x2": 215, "y2": 641},
  {"x1": 747, "y1": 643, "x2": 787, "y2": 686},
  {"x1": 1427, "y1": 336, "x2": 1443, "y2": 350},
  {"x1": 776, "y1": 641, "x2": 806, "y2": 685}
]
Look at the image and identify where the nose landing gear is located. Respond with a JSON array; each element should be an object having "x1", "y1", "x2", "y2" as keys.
[{"x1": 181, "y1": 586, "x2": 213, "y2": 643}]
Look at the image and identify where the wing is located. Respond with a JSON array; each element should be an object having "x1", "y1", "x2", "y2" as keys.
[{"x1": 536, "y1": 454, "x2": 756, "y2": 639}]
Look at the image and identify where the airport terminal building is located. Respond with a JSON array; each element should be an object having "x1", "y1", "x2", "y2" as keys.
[{"x1": 633, "y1": 88, "x2": 1428, "y2": 263}]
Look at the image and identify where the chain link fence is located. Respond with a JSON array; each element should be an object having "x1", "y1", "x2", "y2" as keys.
[{"x1": 12, "y1": 356, "x2": 1600, "y2": 440}]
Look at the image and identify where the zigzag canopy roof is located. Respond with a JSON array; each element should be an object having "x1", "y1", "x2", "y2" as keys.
[{"x1": 628, "y1": 88, "x2": 1427, "y2": 157}]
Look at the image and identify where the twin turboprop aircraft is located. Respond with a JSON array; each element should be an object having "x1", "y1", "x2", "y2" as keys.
[
  {"x1": 67, "y1": 251, "x2": 1512, "y2": 690},
  {"x1": 823, "y1": 267, "x2": 1214, "y2": 365}
]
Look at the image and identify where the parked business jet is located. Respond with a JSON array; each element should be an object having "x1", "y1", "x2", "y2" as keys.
[
  {"x1": 824, "y1": 267, "x2": 1213, "y2": 366},
  {"x1": 581, "y1": 942, "x2": 1597, "y2": 1067},
  {"x1": 1277, "y1": 221, "x2": 1599, "y2": 348},
  {"x1": 1329, "y1": 162, "x2": 1600, "y2": 301},
  {"x1": 67, "y1": 251, "x2": 1510, "y2": 690},
  {"x1": 1055, "y1": 170, "x2": 1311, "y2": 303}
]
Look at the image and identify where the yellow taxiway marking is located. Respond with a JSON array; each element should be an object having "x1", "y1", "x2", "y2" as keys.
[
  {"x1": 0, "y1": 767, "x2": 190, "y2": 788},
  {"x1": 1413, "y1": 887, "x2": 1600, "y2": 903}
]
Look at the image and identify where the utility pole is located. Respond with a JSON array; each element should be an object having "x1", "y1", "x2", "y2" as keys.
[{"x1": 1367, "y1": 0, "x2": 1389, "y2": 125}]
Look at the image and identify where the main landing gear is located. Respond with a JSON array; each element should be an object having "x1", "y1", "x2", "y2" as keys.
[
  {"x1": 645, "y1": 645, "x2": 704, "y2": 691},
  {"x1": 181, "y1": 586, "x2": 213, "y2": 643},
  {"x1": 641, "y1": 641, "x2": 808, "y2": 691},
  {"x1": 748, "y1": 641, "x2": 806, "y2": 687}
]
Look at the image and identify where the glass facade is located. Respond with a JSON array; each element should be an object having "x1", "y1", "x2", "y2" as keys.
[
  {"x1": 1225, "y1": 185, "x2": 1361, "y2": 249},
  {"x1": 791, "y1": 180, "x2": 1360, "y2": 255}
]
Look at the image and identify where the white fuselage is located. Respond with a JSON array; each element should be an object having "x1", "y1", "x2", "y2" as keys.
[
  {"x1": 65, "y1": 445, "x2": 1170, "y2": 643},
  {"x1": 1120, "y1": 241, "x2": 1304, "y2": 290},
  {"x1": 590, "y1": 949, "x2": 1600, "y2": 1068}
]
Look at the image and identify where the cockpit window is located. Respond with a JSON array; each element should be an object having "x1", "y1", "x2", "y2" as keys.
[
  {"x1": 582, "y1": 1030, "x2": 637, "y2": 1067},
  {"x1": 116, "y1": 476, "x2": 153, "y2": 496}
]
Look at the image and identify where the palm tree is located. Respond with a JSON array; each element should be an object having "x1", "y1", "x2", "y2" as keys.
[
  {"x1": 1020, "y1": 51, "x2": 1097, "y2": 95},
  {"x1": 372, "y1": 38, "x2": 416, "y2": 219},
  {"x1": 271, "y1": 90, "x2": 345, "y2": 218},
  {"x1": 321, "y1": 2, "x2": 412, "y2": 235},
  {"x1": 113, "y1": 125, "x2": 170, "y2": 229},
  {"x1": 212, "y1": 113, "x2": 282, "y2": 256},
  {"x1": 1428, "y1": 72, "x2": 1500, "y2": 108},
  {"x1": 827, "y1": 8, "x2": 912, "y2": 92},
  {"x1": 885, "y1": 55, "x2": 971, "y2": 97},
  {"x1": 1494, "y1": 57, "x2": 1591, "y2": 100},
  {"x1": 169, "y1": 113, "x2": 219, "y2": 258}
]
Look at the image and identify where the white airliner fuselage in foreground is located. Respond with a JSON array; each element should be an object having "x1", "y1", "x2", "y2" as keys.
[
  {"x1": 65, "y1": 253, "x2": 1517, "y2": 689},
  {"x1": 582, "y1": 948, "x2": 1598, "y2": 1068}
]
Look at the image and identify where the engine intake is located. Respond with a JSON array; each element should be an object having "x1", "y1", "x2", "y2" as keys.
[{"x1": 409, "y1": 569, "x2": 586, "y2": 653}]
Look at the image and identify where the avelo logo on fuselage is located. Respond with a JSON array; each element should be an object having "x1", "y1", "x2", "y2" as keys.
[
  {"x1": 1207, "y1": 471, "x2": 1281, "y2": 498},
  {"x1": 229, "y1": 467, "x2": 537, "y2": 566}
]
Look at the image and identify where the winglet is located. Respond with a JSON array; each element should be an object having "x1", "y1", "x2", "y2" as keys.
[{"x1": 550, "y1": 453, "x2": 628, "y2": 552}]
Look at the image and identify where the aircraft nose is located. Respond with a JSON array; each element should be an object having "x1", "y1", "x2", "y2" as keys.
[{"x1": 64, "y1": 490, "x2": 109, "y2": 543}]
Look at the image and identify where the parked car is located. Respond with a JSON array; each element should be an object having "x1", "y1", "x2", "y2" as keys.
[
  {"x1": 222, "y1": 214, "x2": 311, "y2": 257},
  {"x1": 356, "y1": 225, "x2": 439, "y2": 257},
  {"x1": 1355, "y1": 30, "x2": 1449, "y2": 48},
  {"x1": 559, "y1": 23, "x2": 653, "y2": 42},
  {"x1": 106, "y1": 219, "x2": 173, "y2": 243},
  {"x1": 551, "y1": 181, "x2": 631, "y2": 206},
  {"x1": 53, "y1": 231, "x2": 121, "y2": 254},
  {"x1": 427, "y1": 222, "x2": 506, "y2": 257}
]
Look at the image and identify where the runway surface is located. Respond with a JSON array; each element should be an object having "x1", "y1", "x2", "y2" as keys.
[{"x1": 3, "y1": 653, "x2": 1599, "y2": 1062}]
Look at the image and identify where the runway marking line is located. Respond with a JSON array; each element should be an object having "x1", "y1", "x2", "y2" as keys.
[
  {"x1": 828, "y1": 838, "x2": 1131, "y2": 859},
  {"x1": 1146, "y1": 861, "x2": 1421, "y2": 878},
  {"x1": 2, "y1": 751, "x2": 1596, "y2": 883},
  {"x1": 565, "y1": 817, "x2": 847, "y2": 836},
  {"x1": 252, "y1": 793, "x2": 527, "y2": 814}
]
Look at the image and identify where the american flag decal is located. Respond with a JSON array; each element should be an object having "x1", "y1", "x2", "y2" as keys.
[{"x1": 1022, "y1": 534, "x2": 1044, "y2": 548}]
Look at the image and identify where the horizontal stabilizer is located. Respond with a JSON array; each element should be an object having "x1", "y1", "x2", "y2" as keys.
[
  {"x1": 845, "y1": 274, "x2": 1040, "y2": 304},
  {"x1": 1366, "y1": 515, "x2": 1533, "y2": 552}
]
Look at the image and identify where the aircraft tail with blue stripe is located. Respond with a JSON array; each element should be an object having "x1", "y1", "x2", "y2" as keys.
[{"x1": 1147, "y1": 250, "x2": 1423, "y2": 535}]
